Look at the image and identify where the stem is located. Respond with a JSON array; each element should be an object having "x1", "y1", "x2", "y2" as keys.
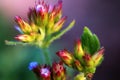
[{"x1": 42, "y1": 48, "x2": 51, "y2": 66}]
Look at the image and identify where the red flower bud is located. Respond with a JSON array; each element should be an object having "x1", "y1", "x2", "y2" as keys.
[
  {"x1": 52, "y1": 61, "x2": 66, "y2": 80},
  {"x1": 56, "y1": 49, "x2": 74, "y2": 67}
]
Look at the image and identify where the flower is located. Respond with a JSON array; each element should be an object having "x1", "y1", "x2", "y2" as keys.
[
  {"x1": 28, "y1": 62, "x2": 38, "y2": 70},
  {"x1": 28, "y1": 62, "x2": 41, "y2": 77},
  {"x1": 40, "y1": 65, "x2": 51, "y2": 80},
  {"x1": 28, "y1": 62, "x2": 51, "y2": 80},
  {"x1": 10, "y1": 0, "x2": 75, "y2": 48},
  {"x1": 56, "y1": 49, "x2": 74, "y2": 67},
  {"x1": 52, "y1": 61, "x2": 66, "y2": 80}
]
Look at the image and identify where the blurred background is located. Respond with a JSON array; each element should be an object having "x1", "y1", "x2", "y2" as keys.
[{"x1": 0, "y1": 0, "x2": 120, "y2": 80}]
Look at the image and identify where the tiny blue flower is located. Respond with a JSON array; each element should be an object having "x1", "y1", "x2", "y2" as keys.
[{"x1": 28, "y1": 62, "x2": 38, "y2": 70}]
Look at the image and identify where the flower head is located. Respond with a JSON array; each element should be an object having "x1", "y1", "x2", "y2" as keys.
[
  {"x1": 40, "y1": 65, "x2": 51, "y2": 80},
  {"x1": 7, "y1": 0, "x2": 75, "y2": 48},
  {"x1": 52, "y1": 61, "x2": 66, "y2": 80}
]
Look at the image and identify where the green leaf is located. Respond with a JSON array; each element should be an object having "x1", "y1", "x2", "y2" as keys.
[{"x1": 81, "y1": 27, "x2": 100, "y2": 55}]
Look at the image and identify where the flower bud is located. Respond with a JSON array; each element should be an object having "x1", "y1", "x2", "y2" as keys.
[
  {"x1": 74, "y1": 39, "x2": 84, "y2": 63},
  {"x1": 83, "y1": 54, "x2": 94, "y2": 67},
  {"x1": 92, "y1": 48, "x2": 104, "y2": 66},
  {"x1": 15, "y1": 34, "x2": 35, "y2": 42},
  {"x1": 36, "y1": 3, "x2": 49, "y2": 26},
  {"x1": 15, "y1": 16, "x2": 32, "y2": 33},
  {"x1": 74, "y1": 60, "x2": 83, "y2": 71},
  {"x1": 52, "y1": 61, "x2": 66, "y2": 80},
  {"x1": 56, "y1": 49, "x2": 74, "y2": 67}
]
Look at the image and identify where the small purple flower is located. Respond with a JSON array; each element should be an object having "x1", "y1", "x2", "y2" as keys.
[
  {"x1": 40, "y1": 68, "x2": 50, "y2": 77},
  {"x1": 40, "y1": 66, "x2": 51, "y2": 80},
  {"x1": 28, "y1": 62, "x2": 38, "y2": 70}
]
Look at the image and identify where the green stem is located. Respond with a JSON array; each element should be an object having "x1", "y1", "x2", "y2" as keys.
[{"x1": 42, "y1": 48, "x2": 51, "y2": 66}]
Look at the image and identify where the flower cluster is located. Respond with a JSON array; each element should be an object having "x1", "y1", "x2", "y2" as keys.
[
  {"x1": 12, "y1": 0, "x2": 75, "y2": 48},
  {"x1": 5, "y1": 0, "x2": 105, "y2": 80},
  {"x1": 28, "y1": 61, "x2": 66, "y2": 80},
  {"x1": 57, "y1": 27, "x2": 104, "y2": 78}
]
